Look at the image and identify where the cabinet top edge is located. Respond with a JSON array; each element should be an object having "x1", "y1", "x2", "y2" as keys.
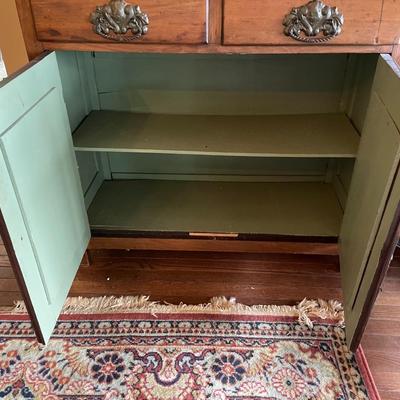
[{"x1": 41, "y1": 42, "x2": 394, "y2": 56}]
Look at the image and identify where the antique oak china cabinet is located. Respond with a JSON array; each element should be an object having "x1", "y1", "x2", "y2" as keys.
[{"x1": 1, "y1": 0, "x2": 400, "y2": 347}]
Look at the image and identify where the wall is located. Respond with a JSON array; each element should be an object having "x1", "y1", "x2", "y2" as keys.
[{"x1": 0, "y1": 0, "x2": 28, "y2": 75}]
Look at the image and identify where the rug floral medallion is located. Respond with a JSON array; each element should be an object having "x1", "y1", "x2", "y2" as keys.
[{"x1": 0, "y1": 297, "x2": 376, "y2": 399}]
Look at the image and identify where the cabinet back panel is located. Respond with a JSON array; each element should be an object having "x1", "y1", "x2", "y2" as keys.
[
  {"x1": 107, "y1": 154, "x2": 329, "y2": 182},
  {"x1": 93, "y1": 53, "x2": 349, "y2": 115}
]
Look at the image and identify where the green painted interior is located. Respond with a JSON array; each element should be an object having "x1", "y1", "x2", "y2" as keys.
[
  {"x1": 93, "y1": 53, "x2": 348, "y2": 115},
  {"x1": 56, "y1": 52, "x2": 101, "y2": 198},
  {"x1": 345, "y1": 54, "x2": 379, "y2": 133},
  {"x1": 340, "y1": 90, "x2": 400, "y2": 309},
  {"x1": 106, "y1": 154, "x2": 330, "y2": 182},
  {"x1": 58, "y1": 52, "x2": 383, "y2": 235},
  {"x1": 339, "y1": 55, "x2": 400, "y2": 346},
  {"x1": 89, "y1": 180, "x2": 342, "y2": 236},
  {"x1": 73, "y1": 111, "x2": 359, "y2": 158},
  {"x1": 56, "y1": 52, "x2": 89, "y2": 131},
  {"x1": 0, "y1": 53, "x2": 90, "y2": 343}
]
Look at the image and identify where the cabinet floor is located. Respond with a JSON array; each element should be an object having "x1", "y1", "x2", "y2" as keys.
[{"x1": 0, "y1": 247, "x2": 399, "y2": 398}]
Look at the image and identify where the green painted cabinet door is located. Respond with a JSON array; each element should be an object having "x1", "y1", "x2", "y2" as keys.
[
  {"x1": 0, "y1": 53, "x2": 90, "y2": 343},
  {"x1": 339, "y1": 55, "x2": 400, "y2": 349}
]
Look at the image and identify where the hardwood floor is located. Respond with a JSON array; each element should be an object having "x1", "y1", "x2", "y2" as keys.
[
  {"x1": 362, "y1": 256, "x2": 400, "y2": 400},
  {"x1": 0, "y1": 242, "x2": 400, "y2": 398},
  {"x1": 70, "y1": 250, "x2": 342, "y2": 305},
  {"x1": 0, "y1": 238, "x2": 22, "y2": 306}
]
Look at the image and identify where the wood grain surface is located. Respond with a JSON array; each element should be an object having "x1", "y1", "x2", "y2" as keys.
[
  {"x1": 223, "y1": 0, "x2": 383, "y2": 45},
  {"x1": 30, "y1": 0, "x2": 207, "y2": 44}
]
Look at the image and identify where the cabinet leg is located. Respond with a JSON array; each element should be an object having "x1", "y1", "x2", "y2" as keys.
[{"x1": 81, "y1": 250, "x2": 92, "y2": 267}]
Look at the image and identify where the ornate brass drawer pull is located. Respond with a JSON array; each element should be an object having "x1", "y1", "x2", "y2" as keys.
[
  {"x1": 283, "y1": 0, "x2": 344, "y2": 43},
  {"x1": 90, "y1": 0, "x2": 149, "y2": 42}
]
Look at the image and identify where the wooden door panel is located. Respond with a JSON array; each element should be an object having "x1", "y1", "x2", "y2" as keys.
[
  {"x1": 0, "y1": 53, "x2": 90, "y2": 343},
  {"x1": 340, "y1": 55, "x2": 400, "y2": 348},
  {"x1": 223, "y1": 0, "x2": 383, "y2": 45},
  {"x1": 30, "y1": 0, "x2": 207, "y2": 44}
]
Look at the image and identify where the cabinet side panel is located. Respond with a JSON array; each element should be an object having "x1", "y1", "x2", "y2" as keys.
[
  {"x1": 56, "y1": 52, "x2": 90, "y2": 131},
  {"x1": 56, "y1": 51, "x2": 102, "y2": 207}
]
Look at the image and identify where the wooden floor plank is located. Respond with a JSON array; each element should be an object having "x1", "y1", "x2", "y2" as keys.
[
  {"x1": 363, "y1": 266, "x2": 400, "y2": 399},
  {"x1": 69, "y1": 252, "x2": 342, "y2": 305},
  {"x1": 369, "y1": 304, "x2": 400, "y2": 321},
  {"x1": 0, "y1": 256, "x2": 10, "y2": 267},
  {"x1": 362, "y1": 334, "x2": 400, "y2": 353}
]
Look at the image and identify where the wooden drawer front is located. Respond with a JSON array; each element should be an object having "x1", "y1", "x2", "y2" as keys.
[
  {"x1": 223, "y1": 0, "x2": 383, "y2": 45},
  {"x1": 30, "y1": 0, "x2": 207, "y2": 44}
]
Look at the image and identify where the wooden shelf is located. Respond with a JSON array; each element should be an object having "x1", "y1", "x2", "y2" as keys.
[
  {"x1": 88, "y1": 180, "x2": 343, "y2": 236},
  {"x1": 73, "y1": 111, "x2": 360, "y2": 158}
]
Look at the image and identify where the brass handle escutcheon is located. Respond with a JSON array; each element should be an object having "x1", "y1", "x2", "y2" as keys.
[
  {"x1": 90, "y1": 0, "x2": 149, "y2": 42},
  {"x1": 283, "y1": 0, "x2": 344, "y2": 43}
]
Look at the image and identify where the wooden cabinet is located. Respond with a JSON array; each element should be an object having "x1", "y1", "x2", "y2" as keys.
[
  {"x1": 3, "y1": 0, "x2": 400, "y2": 350},
  {"x1": 1, "y1": 50, "x2": 400, "y2": 348}
]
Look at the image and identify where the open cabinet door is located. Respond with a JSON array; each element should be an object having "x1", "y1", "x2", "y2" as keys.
[
  {"x1": 0, "y1": 53, "x2": 90, "y2": 343},
  {"x1": 340, "y1": 55, "x2": 400, "y2": 350}
]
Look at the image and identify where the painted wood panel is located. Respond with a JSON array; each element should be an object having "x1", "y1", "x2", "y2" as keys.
[
  {"x1": 345, "y1": 54, "x2": 378, "y2": 133},
  {"x1": 30, "y1": 0, "x2": 207, "y2": 44},
  {"x1": 223, "y1": 0, "x2": 383, "y2": 45},
  {"x1": 73, "y1": 111, "x2": 360, "y2": 158},
  {"x1": 55, "y1": 51, "x2": 103, "y2": 209},
  {"x1": 0, "y1": 53, "x2": 90, "y2": 342},
  {"x1": 107, "y1": 153, "x2": 329, "y2": 182},
  {"x1": 339, "y1": 55, "x2": 400, "y2": 346},
  {"x1": 340, "y1": 92, "x2": 400, "y2": 305},
  {"x1": 88, "y1": 180, "x2": 343, "y2": 236},
  {"x1": 347, "y1": 160, "x2": 400, "y2": 345},
  {"x1": 56, "y1": 52, "x2": 90, "y2": 131},
  {"x1": 93, "y1": 53, "x2": 348, "y2": 115}
]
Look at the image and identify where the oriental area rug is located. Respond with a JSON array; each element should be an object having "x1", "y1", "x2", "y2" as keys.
[{"x1": 0, "y1": 296, "x2": 379, "y2": 400}]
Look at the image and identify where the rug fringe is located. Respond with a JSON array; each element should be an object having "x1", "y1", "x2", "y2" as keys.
[{"x1": 11, "y1": 296, "x2": 344, "y2": 327}]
